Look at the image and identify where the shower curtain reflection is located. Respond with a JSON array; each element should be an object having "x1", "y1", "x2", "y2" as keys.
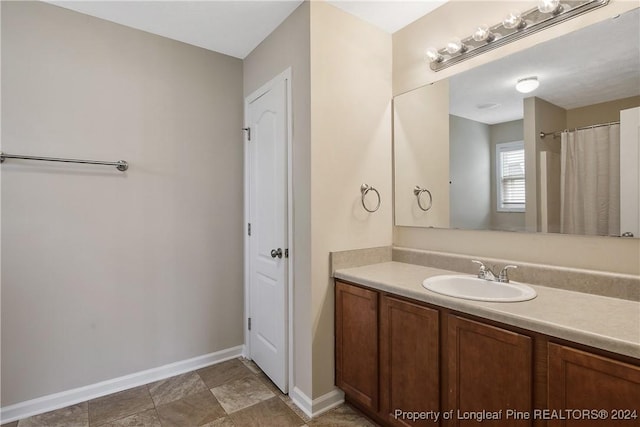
[{"x1": 560, "y1": 124, "x2": 620, "y2": 236}]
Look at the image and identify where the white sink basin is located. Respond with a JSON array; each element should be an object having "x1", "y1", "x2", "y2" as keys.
[{"x1": 422, "y1": 274, "x2": 537, "y2": 302}]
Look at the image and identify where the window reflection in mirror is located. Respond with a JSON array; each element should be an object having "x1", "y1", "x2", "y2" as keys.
[
  {"x1": 496, "y1": 141, "x2": 525, "y2": 213},
  {"x1": 393, "y1": 7, "x2": 640, "y2": 238}
]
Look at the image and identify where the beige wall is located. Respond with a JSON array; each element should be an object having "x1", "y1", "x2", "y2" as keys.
[
  {"x1": 1, "y1": 1, "x2": 244, "y2": 406},
  {"x1": 243, "y1": 1, "x2": 313, "y2": 398},
  {"x1": 310, "y1": 1, "x2": 392, "y2": 398},
  {"x1": 393, "y1": 1, "x2": 640, "y2": 275},
  {"x1": 567, "y1": 96, "x2": 640, "y2": 128},
  {"x1": 394, "y1": 81, "x2": 450, "y2": 227}
]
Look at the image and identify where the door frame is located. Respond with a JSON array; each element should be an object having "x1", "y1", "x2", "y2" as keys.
[{"x1": 243, "y1": 68, "x2": 294, "y2": 393}]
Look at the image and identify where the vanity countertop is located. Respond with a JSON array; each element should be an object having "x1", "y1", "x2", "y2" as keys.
[{"x1": 334, "y1": 261, "x2": 640, "y2": 359}]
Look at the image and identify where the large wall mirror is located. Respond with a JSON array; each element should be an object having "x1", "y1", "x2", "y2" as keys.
[{"x1": 394, "y1": 7, "x2": 640, "y2": 237}]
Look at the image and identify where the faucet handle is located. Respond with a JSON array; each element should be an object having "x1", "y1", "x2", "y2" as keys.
[
  {"x1": 472, "y1": 259, "x2": 486, "y2": 269},
  {"x1": 472, "y1": 260, "x2": 488, "y2": 279},
  {"x1": 498, "y1": 265, "x2": 518, "y2": 283}
]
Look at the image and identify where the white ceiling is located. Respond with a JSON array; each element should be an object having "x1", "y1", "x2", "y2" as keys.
[
  {"x1": 47, "y1": 1, "x2": 448, "y2": 59},
  {"x1": 449, "y1": 7, "x2": 640, "y2": 125},
  {"x1": 47, "y1": 0, "x2": 305, "y2": 59},
  {"x1": 326, "y1": 0, "x2": 447, "y2": 33}
]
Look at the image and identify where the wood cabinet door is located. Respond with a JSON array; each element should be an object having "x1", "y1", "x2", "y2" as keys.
[
  {"x1": 335, "y1": 281, "x2": 379, "y2": 411},
  {"x1": 447, "y1": 314, "x2": 532, "y2": 426},
  {"x1": 380, "y1": 295, "x2": 440, "y2": 426},
  {"x1": 548, "y1": 343, "x2": 640, "y2": 427}
]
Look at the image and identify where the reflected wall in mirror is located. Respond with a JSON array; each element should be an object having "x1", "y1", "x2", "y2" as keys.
[
  {"x1": 394, "y1": 80, "x2": 450, "y2": 227},
  {"x1": 393, "y1": 7, "x2": 640, "y2": 237}
]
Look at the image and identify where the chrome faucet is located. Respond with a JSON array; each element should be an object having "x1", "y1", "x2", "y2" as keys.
[
  {"x1": 471, "y1": 260, "x2": 497, "y2": 281},
  {"x1": 498, "y1": 265, "x2": 518, "y2": 283},
  {"x1": 472, "y1": 260, "x2": 519, "y2": 283}
]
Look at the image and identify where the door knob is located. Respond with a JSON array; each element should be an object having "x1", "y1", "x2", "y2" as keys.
[{"x1": 270, "y1": 248, "x2": 283, "y2": 259}]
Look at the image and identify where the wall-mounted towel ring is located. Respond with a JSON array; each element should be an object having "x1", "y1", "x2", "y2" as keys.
[
  {"x1": 360, "y1": 184, "x2": 381, "y2": 213},
  {"x1": 414, "y1": 186, "x2": 432, "y2": 211}
]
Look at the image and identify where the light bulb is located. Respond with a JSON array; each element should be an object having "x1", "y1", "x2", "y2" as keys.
[
  {"x1": 538, "y1": 0, "x2": 562, "y2": 14},
  {"x1": 445, "y1": 37, "x2": 465, "y2": 55},
  {"x1": 503, "y1": 11, "x2": 525, "y2": 30},
  {"x1": 472, "y1": 25, "x2": 495, "y2": 42},
  {"x1": 425, "y1": 47, "x2": 442, "y2": 63},
  {"x1": 515, "y1": 77, "x2": 539, "y2": 93}
]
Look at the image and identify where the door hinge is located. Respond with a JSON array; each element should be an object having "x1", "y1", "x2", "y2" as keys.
[
  {"x1": 248, "y1": 317, "x2": 252, "y2": 330},
  {"x1": 248, "y1": 223, "x2": 251, "y2": 236},
  {"x1": 285, "y1": 248, "x2": 289, "y2": 258},
  {"x1": 243, "y1": 127, "x2": 251, "y2": 141}
]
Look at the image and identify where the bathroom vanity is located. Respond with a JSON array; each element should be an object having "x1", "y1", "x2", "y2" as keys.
[
  {"x1": 334, "y1": 7, "x2": 640, "y2": 424},
  {"x1": 334, "y1": 261, "x2": 640, "y2": 427}
]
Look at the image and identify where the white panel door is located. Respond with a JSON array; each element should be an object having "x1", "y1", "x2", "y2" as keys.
[
  {"x1": 620, "y1": 107, "x2": 640, "y2": 237},
  {"x1": 247, "y1": 76, "x2": 288, "y2": 392}
]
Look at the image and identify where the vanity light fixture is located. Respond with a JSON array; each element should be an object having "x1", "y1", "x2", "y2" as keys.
[
  {"x1": 425, "y1": 47, "x2": 443, "y2": 63},
  {"x1": 538, "y1": 0, "x2": 563, "y2": 15},
  {"x1": 426, "y1": 0, "x2": 609, "y2": 71},
  {"x1": 502, "y1": 11, "x2": 526, "y2": 30},
  {"x1": 515, "y1": 76, "x2": 540, "y2": 93},
  {"x1": 472, "y1": 25, "x2": 495, "y2": 43},
  {"x1": 446, "y1": 37, "x2": 466, "y2": 55}
]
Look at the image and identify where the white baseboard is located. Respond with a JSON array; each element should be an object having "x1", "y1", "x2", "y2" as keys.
[
  {"x1": 289, "y1": 387, "x2": 314, "y2": 417},
  {"x1": 289, "y1": 386, "x2": 344, "y2": 419},
  {"x1": 0, "y1": 345, "x2": 244, "y2": 424}
]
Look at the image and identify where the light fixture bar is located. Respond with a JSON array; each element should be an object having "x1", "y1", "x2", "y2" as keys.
[{"x1": 428, "y1": 0, "x2": 609, "y2": 71}]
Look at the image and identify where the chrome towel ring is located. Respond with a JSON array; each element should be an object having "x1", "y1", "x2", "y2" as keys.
[
  {"x1": 360, "y1": 184, "x2": 381, "y2": 213},
  {"x1": 414, "y1": 186, "x2": 432, "y2": 211}
]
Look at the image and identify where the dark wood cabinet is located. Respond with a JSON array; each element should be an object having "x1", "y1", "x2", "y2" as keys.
[
  {"x1": 548, "y1": 343, "x2": 640, "y2": 427},
  {"x1": 335, "y1": 281, "x2": 379, "y2": 411},
  {"x1": 446, "y1": 315, "x2": 533, "y2": 426},
  {"x1": 380, "y1": 295, "x2": 440, "y2": 426},
  {"x1": 334, "y1": 279, "x2": 639, "y2": 427}
]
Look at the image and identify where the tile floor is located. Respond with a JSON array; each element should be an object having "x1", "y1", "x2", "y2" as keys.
[{"x1": 2, "y1": 358, "x2": 378, "y2": 427}]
